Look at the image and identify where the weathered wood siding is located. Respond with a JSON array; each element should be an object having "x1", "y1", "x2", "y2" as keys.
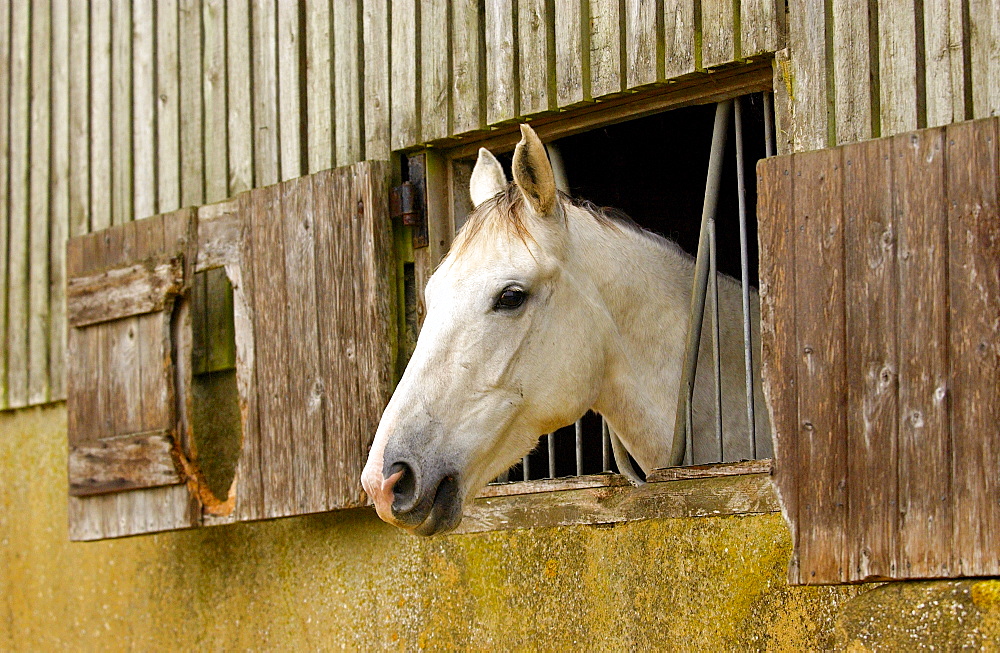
[
  {"x1": 1, "y1": 0, "x2": 783, "y2": 410},
  {"x1": 758, "y1": 116, "x2": 1000, "y2": 584}
]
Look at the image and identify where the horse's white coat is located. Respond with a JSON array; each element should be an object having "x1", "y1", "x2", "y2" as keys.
[{"x1": 362, "y1": 124, "x2": 772, "y2": 535}]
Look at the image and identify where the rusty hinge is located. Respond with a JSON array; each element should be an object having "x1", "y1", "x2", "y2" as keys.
[{"x1": 391, "y1": 153, "x2": 429, "y2": 249}]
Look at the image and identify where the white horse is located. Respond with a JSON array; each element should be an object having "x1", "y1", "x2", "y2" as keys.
[{"x1": 362, "y1": 124, "x2": 772, "y2": 535}]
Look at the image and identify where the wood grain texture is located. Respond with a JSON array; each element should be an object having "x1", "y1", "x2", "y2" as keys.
[
  {"x1": 843, "y1": 137, "x2": 897, "y2": 581},
  {"x1": 969, "y1": 0, "x2": 999, "y2": 118},
  {"x1": 554, "y1": 0, "x2": 585, "y2": 107},
  {"x1": 334, "y1": 0, "x2": 361, "y2": 164},
  {"x1": 252, "y1": 0, "x2": 279, "y2": 186},
  {"x1": 947, "y1": 118, "x2": 1000, "y2": 576},
  {"x1": 422, "y1": 0, "x2": 451, "y2": 140},
  {"x1": 203, "y1": 0, "x2": 229, "y2": 201},
  {"x1": 923, "y1": 0, "x2": 967, "y2": 127},
  {"x1": 68, "y1": 485, "x2": 197, "y2": 541},
  {"x1": 132, "y1": 0, "x2": 157, "y2": 219},
  {"x1": 878, "y1": 0, "x2": 921, "y2": 135},
  {"x1": 306, "y1": 0, "x2": 333, "y2": 173},
  {"x1": 179, "y1": 0, "x2": 204, "y2": 206},
  {"x1": 589, "y1": 0, "x2": 621, "y2": 98},
  {"x1": 625, "y1": 0, "x2": 660, "y2": 88},
  {"x1": 227, "y1": 0, "x2": 254, "y2": 194},
  {"x1": 68, "y1": 0, "x2": 90, "y2": 237},
  {"x1": 390, "y1": 0, "x2": 419, "y2": 149},
  {"x1": 518, "y1": 0, "x2": 551, "y2": 116},
  {"x1": 111, "y1": 0, "x2": 132, "y2": 225},
  {"x1": 277, "y1": 0, "x2": 302, "y2": 180},
  {"x1": 157, "y1": 0, "x2": 181, "y2": 213},
  {"x1": 741, "y1": 0, "x2": 780, "y2": 57},
  {"x1": 67, "y1": 258, "x2": 185, "y2": 327},
  {"x1": 701, "y1": 0, "x2": 735, "y2": 68},
  {"x1": 663, "y1": 0, "x2": 695, "y2": 79},
  {"x1": 832, "y1": 0, "x2": 875, "y2": 144},
  {"x1": 0, "y1": 0, "x2": 8, "y2": 408},
  {"x1": 787, "y1": 0, "x2": 828, "y2": 150},
  {"x1": 69, "y1": 432, "x2": 183, "y2": 497},
  {"x1": 364, "y1": 0, "x2": 391, "y2": 157},
  {"x1": 756, "y1": 154, "x2": 799, "y2": 582},
  {"x1": 894, "y1": 128, "x2": 951, "y2": 578},
  {"x1": 485, "y1": 0, "x2": 518, "y2": 123},
  {"x1": 451, "y1": 0, "x2": 483, "y2": 134},
  {"x1": 49, "y1": 0, "x2": 70, "y2": 401}
]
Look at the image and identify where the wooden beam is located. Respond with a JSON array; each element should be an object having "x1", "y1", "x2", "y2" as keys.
[
  {"x1": 69, "y1": 431, "x2": 184, "y2": 497},
  {"x1": 67, "y1": 257, "x2": 185, "y2": 327}
]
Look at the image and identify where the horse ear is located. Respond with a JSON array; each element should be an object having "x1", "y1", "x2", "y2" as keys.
[
  {"x1": 469, "y1": 148, "x2": 507, "y2": 207},
  {"x1": 512, "y1": 124, "x2": 557, "y2": 216}
]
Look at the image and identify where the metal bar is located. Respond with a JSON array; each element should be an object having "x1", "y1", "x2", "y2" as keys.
[
  {"x1": 709, "y1": 218, "x2": 724, "y2": 461},
  {"x1": 685, "y1": 389, "x2": 694, "y2": 466},
  {"x1": 522, "y1": 454, "x2": 530, "y2": 481},
  {"x1": 670, "y1": 100, "x2": 732, "y2": 466},
  {"x1": 575, "y1": 419, "x2": 583, "y2": 475},
  {"x1": 602, "y1": 417, "x2": 611, "y2": 472},
  {"x1": 763, "y1": 92, "x2": 775, "y2": 158},
  {"x1": 547, "y1": 432, "x2": 556, "y2": 478},
  {"x1": 735, "y1": 97, "x2": 758, "y2": 458}
]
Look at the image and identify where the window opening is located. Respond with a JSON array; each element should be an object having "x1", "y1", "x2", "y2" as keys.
[{"x1": 449, "y1": 92, "x2": 776, "y2": 484}]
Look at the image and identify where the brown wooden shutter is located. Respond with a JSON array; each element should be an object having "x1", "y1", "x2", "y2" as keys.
[
  {"x1": 757, "y1": 116, "x2": 1000, "y2": 584},
  {"x1": 66, "y1": 208, "x2": 201, "y2": 540},
  {"x1": 66, "y1": 161, "x2": 394, "y2": 540}
]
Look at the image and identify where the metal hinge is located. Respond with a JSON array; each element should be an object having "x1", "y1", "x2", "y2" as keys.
[{"x1": 390, "y1": 152, "x2": 429, "y2": 248}]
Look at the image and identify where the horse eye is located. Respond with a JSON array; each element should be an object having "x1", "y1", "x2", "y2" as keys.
[{"x1": 495, "y1": 287, "x2": 527, "y2": 310}]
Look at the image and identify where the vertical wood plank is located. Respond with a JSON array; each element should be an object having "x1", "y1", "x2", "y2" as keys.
[
  {"x1": 248, "y1": 183, "x2": 295, "y2": 517},
  {"x1": 969, "y1": 0, "x2": 999, "y2": 118},
  {"x1": 28, "y1": 0, "x2": 52, "y2": 404},
  {"x1": 306, "y1": 0, "x2": 334, "y2": 172},
  {"x1": 364, "y1": 0, "x2": 391, "y2": 157},
  {"x1": 554, "y1": 0, "x2": 585, "y2": 107},
  {"x1": 590, "y1": 0, "x2": 621, "y2": 98},
  {"x1": 0, "y1": 0, "x2": 11, "y2": 406},
  {"x1": 485, "y1": 0, "x2": 518, "y2": 124},
  {"x1": 91, "y1": 0, "x2": 112, "y2": 230},
  {"x1": 133, "y1": 216, "x2": 172, "y2": 433},
  {"x1": 227, "y1": 0, "x2": 254, "y2": 194},
  {"x1": 787, "y1": 0, "x2": 829, "y2": 150},
  {"x1": 203, "y1": 0, "x2": 229, "y2": 201},
  {"x1": 50, "y1": 0, "x2": 71, "y2": 400},
  {"x1": 157, "y1": 0, "x2": 181, "y2": 213},
  {"x1": 422, "y1": 0, "x2": 451, "y2": 140},
  {"x1": 663, "y1": 0, "x2": 695, "y2": 79},
  {"x1": 179, "y1": 0, "x2": 204, "y2": 206},
  {"x1": 701, "y1": 0, "x2": 735, "y2": 68},
  {"x1": 741, "y1": 0, "x2": 780, "y2": 57},
  {"x1": 625, "y1": 0, "x2": 660, "y2": 88},
  {"x1": 7, "y1": 0, "x2": 31, "y2": 407},
  {"x1": 451, "y1": 0, "x2": 482, "y2": 135},
  {"x1": 756, "y1": 155, "x2": 799, "y2": 583},
  {"x1": 391, "y1": 0, "x2": 419, "y2": 149},
  {"x1": 252, "y1": 0, "x2": 279, "y2": 186},
  {"x1": 878, "y1": 0, "x2": 922, "y2": 135},
  {"x1": 894, "y1": 128, "x2": 951, "y2": 578},
  {"x1": 111, "y1": 0, "x2": 132, "y2": 225},
  {"x1": 843, "y1": 137, "x2": 898, "y2": 582},
  {"x1": 947, "y1": 118, "x2": 1000, "y2": 576},
  {"x1": 334, "y1": 0, "x2": 362, "y2": 165},
  {"x1": 281, "y1": 176, "x2": 328, "y2": 512},
  {"x1": 832, "y1": 0, "x2": 875, "y2": 144},
  {"x1": 68, "y1": 0, "x2": 89, "y2": 237},
  {"x1": 205, "y1": 268, "x2": 236, "y2": 372},
  {"x1": 133, "y1": 0, "x2": 157, "y2": 220},
  {"x1": 277, "y1": 0, "x2": 302, "y2": 180},
  {"x1": 233, "y1": 192, "x2": 264, "y2": 521},
  {"x1": 924, "y1": 0, "x2": 968, "y2": 127},
  {"x1": 794, "y1": 147, "x2": 847, "y2": 583},
  {"x1": 518, "y1": 0, "x2": 549, "y2": 115}
]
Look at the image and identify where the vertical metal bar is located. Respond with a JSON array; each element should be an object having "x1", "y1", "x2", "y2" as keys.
[
  {"x1": 685, "y1": 390, "x2": 694, "y2": 466},
  {"x1": 763, "y1": 92, "x2": 775, "y2": 158},
  {"x1": 735, "y1": 97, "x2": 758, "y2": 459},
  {"x1": 709, "y1": 218, "x2": 724, "y2": 462},
  {"x1": 575, "y1": 419, "x2": 583, "y2": 476},
  {"x1": 547, "y1": 432, "x2": 556, "y2": 478},
  {"x1": 522, "y1": 454, "x2": 530, "y2": 481},
  {"x1": 670, "y1": 100, "x2": 732, "y2": 466},
  {"x1": 602, "y1": 417, "x2": 611, "y2": 472}
]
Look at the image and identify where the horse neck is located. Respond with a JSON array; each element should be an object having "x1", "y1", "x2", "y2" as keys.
[{"x1": 567, "y1": 210, "x2": 694, "y2": 472}]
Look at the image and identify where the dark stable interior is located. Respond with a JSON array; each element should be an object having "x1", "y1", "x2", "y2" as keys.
[{"x1": 485, "y1": 94, "x2": 771, "y2": 480}]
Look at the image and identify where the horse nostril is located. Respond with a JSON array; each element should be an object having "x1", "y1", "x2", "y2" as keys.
[{"x1": 387, "y1": 461, "x2": 417, "y2": 510}]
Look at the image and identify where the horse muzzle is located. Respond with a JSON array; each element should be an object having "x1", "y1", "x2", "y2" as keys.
[{"x1": 363, "y1": 458, "x2": 464, "y2": 536}]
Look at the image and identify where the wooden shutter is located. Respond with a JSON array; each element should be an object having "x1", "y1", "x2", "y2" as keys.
[
  {"x1": 66, "y1": 209, "x2": 201, "y2": 540},
  {"x1": 66, "y1": 161, "x2": 394, "y2": 540},
  {"x1": 757, "y1": 116, "x2": 1000, "y2": 584}
]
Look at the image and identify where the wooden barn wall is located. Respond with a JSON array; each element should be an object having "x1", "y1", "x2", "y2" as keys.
[{"x1": 0, "y1": 0, "x2": 996, "y2": 411}]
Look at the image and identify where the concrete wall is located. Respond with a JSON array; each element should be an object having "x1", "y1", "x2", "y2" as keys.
[{"x1": 2, "y1": 404, "x2": 998, "y2": 650}]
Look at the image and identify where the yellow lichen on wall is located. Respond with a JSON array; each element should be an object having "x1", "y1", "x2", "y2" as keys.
[{"x1": 0, "y1": 404, "x2": 996, "y2": 651}]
